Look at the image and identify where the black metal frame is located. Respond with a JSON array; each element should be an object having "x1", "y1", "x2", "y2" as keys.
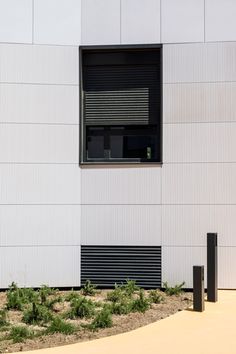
[{"x1": 79, "y1": 44, "x2": 163, "y2": 166}]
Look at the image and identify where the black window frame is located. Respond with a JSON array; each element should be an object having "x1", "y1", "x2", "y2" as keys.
[{"x1": 79, "y1": 44, "x2": 163, "y2": 165}]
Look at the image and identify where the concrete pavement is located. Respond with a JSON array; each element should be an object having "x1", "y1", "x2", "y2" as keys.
[{"x1": 18, "y1": 291, "x2": 236, "y2": 354}]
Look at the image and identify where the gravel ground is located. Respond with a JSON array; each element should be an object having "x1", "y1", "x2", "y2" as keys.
[{"x1": 0, "y1": 290, "x2": 193, "y2": 353}]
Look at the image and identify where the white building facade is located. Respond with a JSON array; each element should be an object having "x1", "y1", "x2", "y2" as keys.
[{"x1": 0, "y1": 0, "x2": 236, "y2": 289}]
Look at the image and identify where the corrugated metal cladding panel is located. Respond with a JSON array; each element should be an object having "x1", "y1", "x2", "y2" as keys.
[
  {"x1": 163, "y1": 82, "x2": 236, "y2": 124},
  {"x1": 0, "y1": 44, "x2": 78, "y2": 85},
  {"x1": 81, "y1": 246, "x2": 161, "y2": 288},
  {"x1": 163, "y1": 42, "x2": 236, "y2": 84}
]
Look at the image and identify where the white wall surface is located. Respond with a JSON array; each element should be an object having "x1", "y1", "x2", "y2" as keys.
[
  {"x1": 0, "y1": 42, "x2": 81, "y2": 287},
  {"x1": 81, "y1": 167, "x2": 161, "y2": 204},
  {"x1": 0, "y1": 84, "x2": 79, "y2": 124},
  {"x1": 162, "y1": 246, "x2": 207, "y2": 288},
  {"x1": 162, "y1": 205, "x2": 236, "y2": 247},
  {"x1": 0, "y1": 246, "x2": 80, "y2": 288},
  {"x1": 164, "y1": 122, "x2": 236, "y2": 163},
  {"x1": 162, "y1": 40, "x2": 236, "y2": 288},
  {"x1": 82, "y1": 0, "x2": 120, "y2": 45},
  {"x1": 205, "y1": 0, "x2": 236, "y2": 42},
  {"x1": 164, "y1": 82, "x2": 236, "y2": 124},
  {"x1": 34, "y1": 0, "x2": 81, "y2": 45},
  {"x1": 1, "y1": 0, "x2": 236, "y2": 45},
  {"x1": 162, "y1": 163, "x2": 236, "y2": 205},
  {"x1": 163, "y1": 42, "x2": 236, "y2": 83},
  {"x1": 121, "y1": 0, "x2": 160, "y2": 44},
  {"x1": 0, "y1": 205, "x2": 80, "y2": 246},
  {"x1": 0, "y1": 124, "x2": 78, "y2": 163},
  {"x1": 0, "y1": 44, "x2": 78, "y2": 85},
  {"x1": 0, "y1": 0, "x2": 32, "y2": 44},
  {"x1": 0, "y1": 165, "x2": 81, "y2": 204},
  {"x1": 81, "y1": 205, "x2": 161, "y2": 245},
  {"x1": 161, "y1": 0, "x2": 204, "y2": 43},
  {"x1": 218, "y1": 248, "x2": 236, "y2": 288},
  {"x1": 0, "y1": 1, "x2": 236, "y2": 288}
]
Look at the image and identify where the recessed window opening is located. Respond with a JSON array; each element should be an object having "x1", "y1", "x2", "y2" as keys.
[{"x1": 80, "y1": 46, "x2": 162, "y2": 164}]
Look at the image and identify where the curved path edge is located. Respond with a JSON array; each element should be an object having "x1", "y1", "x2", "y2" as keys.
[{"x1": 14, "y1": 291, "x2": 236, "y2": 354}]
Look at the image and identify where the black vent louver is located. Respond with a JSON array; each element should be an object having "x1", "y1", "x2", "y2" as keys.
[{"x1": 81, "y1": 245, "x2": 162, "y2": 288}]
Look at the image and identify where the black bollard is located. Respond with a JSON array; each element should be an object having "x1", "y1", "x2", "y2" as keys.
[
  {"x1": 207, "y1": 233, "x2": 218, "y2": 302},
  {"x1": 193, "y1": 265, "x2": 205, "y2": 312}
]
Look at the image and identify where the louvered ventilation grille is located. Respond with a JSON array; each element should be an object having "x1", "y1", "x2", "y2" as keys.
[
  {"x1": 81, "y1": 246, "x2": 161, "y2": 288},
  {"x1": 83, "y1": 64, "x2": 160, "y2": 126}
]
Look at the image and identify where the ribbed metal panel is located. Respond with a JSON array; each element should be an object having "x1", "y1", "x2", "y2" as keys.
[
  {"x1": 163, "y1": 122, "x2": 236, "y2": 163},
  {"x1": 162, "y1": 163, "x2": 236, "y2": 205},
  {"x1": 164, "y1": 82, "x2": 236, "y2": 124},
  {"x1": 162, "y1": 246, "x2": 206, "y2": 289},
  {"x1": 0, "y1": 44, "x2": 78, "y2": 85},
  {"x1": 163, "y1": 42, "x2": 236, "y2": 84},
  {"x1": 81, "y1": 246, "x2": 161, "y2": 288}
]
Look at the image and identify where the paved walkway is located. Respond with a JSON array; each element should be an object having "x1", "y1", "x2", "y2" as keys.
[{"x1": 20, "y1": 291, "x2": 236, "y2": 354}]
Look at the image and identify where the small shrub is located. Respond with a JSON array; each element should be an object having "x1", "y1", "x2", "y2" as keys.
[
  {"x1": 89, "y1": 307, "x2": 112, "y2": 330},
  {"x1": 21, "y1": 287, "x2": 37, "y2": 303},
  {"x1": 163, "y1": 282, "x2": 185, "y2": 296},
  {"x1": 67, "y1": 296, "x2": 95, "y2": 319},
  {"x1": 23, "y1": 302, "x2": 52, "y2": 325},
  {"x1": 6, "y1": 282, "x2": 25, "y2": 311},
  {"x1": 0, "y1": 309, "x2": 8, "y2": 327},
  {"x1": 106, "y1": 284, "x2": 125, "y2": 303},
  {"x1": 148, "y1": 290, "x2": 164, "y2": 304},
  {"x1": 109, "y1": 300, "x2": 132, "y2": 315},
  {"x1": 121, "y1": 280, "x2": 140, "y2": 297},
  {"x1": 45, "y1": 296, "x2": 62, "y2": 310},
  {"x1": 39, "y1": 285, "x2": 56, "y2": 305},
  {"x1": 131, "y1": 290, "x2": 150, "y2": 313},
  {"x1": 46, "y1": 317, "x2": 76, "y2": 335},
  {"x1": 8, "y1": 326, "x2": 34, "y2": 343},
  {"x1": 81, "y1": 280, "x2": 97, "y2": 296},
  {"x1": 6, "y1": 282, "x2": 39, "y2": 311},
  {"x1": 65, "y1": 291, "x2": 81, "y2": 302}
]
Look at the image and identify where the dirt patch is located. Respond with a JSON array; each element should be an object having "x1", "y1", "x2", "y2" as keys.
[{"x1": 0, "y1": 288, "x2": 192, "y2": 353}]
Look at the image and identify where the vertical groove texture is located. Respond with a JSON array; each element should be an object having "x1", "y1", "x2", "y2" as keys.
[{"x1": 81, "y1": 246, "x2": 161, "y2": 288}]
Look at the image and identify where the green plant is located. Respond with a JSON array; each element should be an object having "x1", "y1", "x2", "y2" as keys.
[
  {"x1": 121, "y1": 280, "x2": 140, "y2": 296},
  {"x1": 67, "y1": 296, "x2": 95, "y2": 319},
  {"x1": 22, "y1": 302, "x2": 52, "y2": 325},
  {"x1": 163, "y1": 281, "x2": 185, "y2": 296},
  {"x1": 81, "y1": 280, "x2": 97, "y2": 296},
  {"x1": 106, "y1": 284, "x2": 125, "y2": 303},
  {"x1": 39, "y1": 285, "x2": 56, "y2": 305},
  {"x1": 6, "y1": 282, "x2": 37, "y2": 310},
  {"x1": 46, "y1": 317, "x2": 76, "y2": 335},
  {"x1": 65, "y1": 291, "x2": 81, "y2": 302},
  {"x1": 131, "y1": 290, "x2": 150, "y2": 313},
  {"x1": 109, "y1": 300, "x2": 132, "y2": 315},
  {"x1": 0, "y1": 309, "x2": 8, "y2": 327},
  {"x1": 8, "y1": 326, "x2": 34, "y2": 343},
  {"x1": 148, "y1": 290, "x2": 164, "y2": 304},
  {"x1": 45, "y1": 296, "x2": 62, "y2": 310},
  {"x1": 89, "y1": 307, "x2": 112, "y2": 330}
]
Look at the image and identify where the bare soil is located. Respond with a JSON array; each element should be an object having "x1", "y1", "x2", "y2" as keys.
[{"x1": 0, "y1": 290, "x2": 192, "y2": 353}]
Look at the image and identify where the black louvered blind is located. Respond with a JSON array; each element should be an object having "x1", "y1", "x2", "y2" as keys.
[
  {"x1": 82, "y1": 49, "x2": 161, "y2": 127},
  {"x1": 84, "y1": 88, "x2": 149, "y2": 125},
  {"x1": 81, "y1": 246, "x2": 162, "y2": 288}
]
